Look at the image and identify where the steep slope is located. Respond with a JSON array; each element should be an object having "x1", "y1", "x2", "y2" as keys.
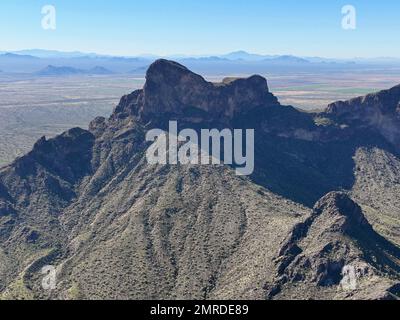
[
  {"x1": 0, "y1": 128, "x2": 94, "y2": 295},
  {"x1": 265, "y1": 192, "x2": 400, "y2": 300},
  {"x1": 0, "y1": 59, "x2": 399, "y2": 300},
  {"x1": 0, "y1": 116, "x2": 309, "y2": 299},
  {"x1": 55, "y1": 165, "x2": 307, "y2": 300},
  {"x1": 351, "y1": 147, "x2": 400, "y2": 246}
]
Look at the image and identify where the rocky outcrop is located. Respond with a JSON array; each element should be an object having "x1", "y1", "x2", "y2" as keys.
[
  {"x1": 326, "y1": 84, "x2": 400, "y2": 118},
  {"x1": 326, "y1": 85, "x2": 400, "y2": 147},
  {"x1": 265, "y1": 192, "x2": 400, "y2": 300},
  {"x1": 113, "y1": 59, "x2": 279, "y2": 124},
  {"x1": 13, "y1": 127, "x2": 95, "y2": 183}
]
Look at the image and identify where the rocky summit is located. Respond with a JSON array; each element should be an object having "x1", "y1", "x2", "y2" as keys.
[
  {"x1": 0, "y1": 60, "x2": 400, "y2": 300},
  {"x1": 114, "y1": 59, "x2": 279, "y2": 126}
]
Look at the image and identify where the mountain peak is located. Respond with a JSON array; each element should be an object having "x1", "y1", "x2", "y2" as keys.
[
  {"x1": 146, "y1": 59, "x2": 191, "y2": 76},
  {"x1": 115, "y1": 59, "x2": 278, "y2": 124},
  {"x1": 313, "y1": 192, "x2": 370, "y2": 231}
]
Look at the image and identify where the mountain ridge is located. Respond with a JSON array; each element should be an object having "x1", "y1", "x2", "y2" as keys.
[
  {"x1": 0, "y1": 59, "x2": 400, "y2": 300},
  {"x1": 4, "y1": 50, "x2": 400, "y2": 75}
]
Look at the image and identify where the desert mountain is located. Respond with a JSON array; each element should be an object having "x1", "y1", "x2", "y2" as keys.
[{"x1": 0, "y1": 59, "x2": 399, "y2": 300}]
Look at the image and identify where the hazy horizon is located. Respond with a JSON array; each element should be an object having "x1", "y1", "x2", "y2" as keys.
[{"x1": 3, "y1": 48, "x2": 400, "y2": 60}]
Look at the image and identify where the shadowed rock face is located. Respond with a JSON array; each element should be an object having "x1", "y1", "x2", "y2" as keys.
[
  {"x1": 13, "y1": 127, "x2": 95, "y2": 183},
  {"x1": 326, "y1": 85, "x2": 400, "y2": 147},
  {"x1": 326, "y1": 85, "x2": 400, "y2": 117},
  {"x1": 0, "y1": 60, "x2": 400, "y2": 300},
  {"x1": 114, "y1": 59, "x2": 279, "y2": 124}
]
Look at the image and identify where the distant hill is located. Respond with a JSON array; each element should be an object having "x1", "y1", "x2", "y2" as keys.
[
  {"x1": 128, "y1": 65, "x2": 150, "y2": 74},
  {"x1": 219, "y1": 51, "x2": 311, "y2": 63},
  {"x1": 11, "y1": 49, "x2": 100, "y2": 58},
  {"x1": 222, "y1": 50, "x2": 272, "y2": 61},
  {"x1": 36, "y1": 65, "x2": 115, "y2": 76},
  {"x1": 0, "y1": 53, "x2": 39, "y2": 60},
  {"x1": 36, "y1": 65, "x2": 86, "y2": 76},
  {"x1": 87, "y1": 66, "x2": 115, "y2": 75},
  {"x1": 264, "y1": 55, "x2": 310, "y2": 64},
  {"x1": 181, "y1": 56, "x2": 229, "y2": 62}
]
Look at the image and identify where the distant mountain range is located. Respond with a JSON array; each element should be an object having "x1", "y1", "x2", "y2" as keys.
[
  {"x1": 0, "y1": 52, "x2": 40, "y2": 60},
  {"x1": 9, "y1": 49, "x2": 101, "y2": 58},
  {"x1": 0, "y1": 52, "x2": 149, "y2": 74},
  {"x1": 220, "y1": 51, "x2": 310, "y2": 63},
  {"x1": 1, "y1": 50, "x2": 400, "y2": 75}
]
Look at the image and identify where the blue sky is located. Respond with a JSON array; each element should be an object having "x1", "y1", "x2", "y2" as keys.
[{"x1": 0, "y1": 0, "x2": 399, "y2": 58}]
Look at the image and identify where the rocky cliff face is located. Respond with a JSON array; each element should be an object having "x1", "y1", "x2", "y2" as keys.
[
  {"x1": 0, "y1": 60, "x2": 399, "y2": 300},
  {"x1": 114, "y1": 59, "x2": 279, "y2": 126},
  {"x1": 326, "y1": 85, "x2": 400, "y2": 147},
  {"x1": 326, "y1": 84, "x2": 400, "y2": 118}
]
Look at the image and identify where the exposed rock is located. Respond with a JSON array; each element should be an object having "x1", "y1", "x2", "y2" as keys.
[
  {"x1": 326, "y1": 84, "x2": 400, "y2": 117},
  {"x1": 326, "y1": 85, "x2": 400, "y2": 147},
  {"x1": 114, "y1": 59, "x2": 279, "y2": 124},
  {"x1": 266, "y1": 192, "x2": 400, "y2": 300},
  {"x1": 14, "y1": 127, "x2": 95, "y2": 183}
]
